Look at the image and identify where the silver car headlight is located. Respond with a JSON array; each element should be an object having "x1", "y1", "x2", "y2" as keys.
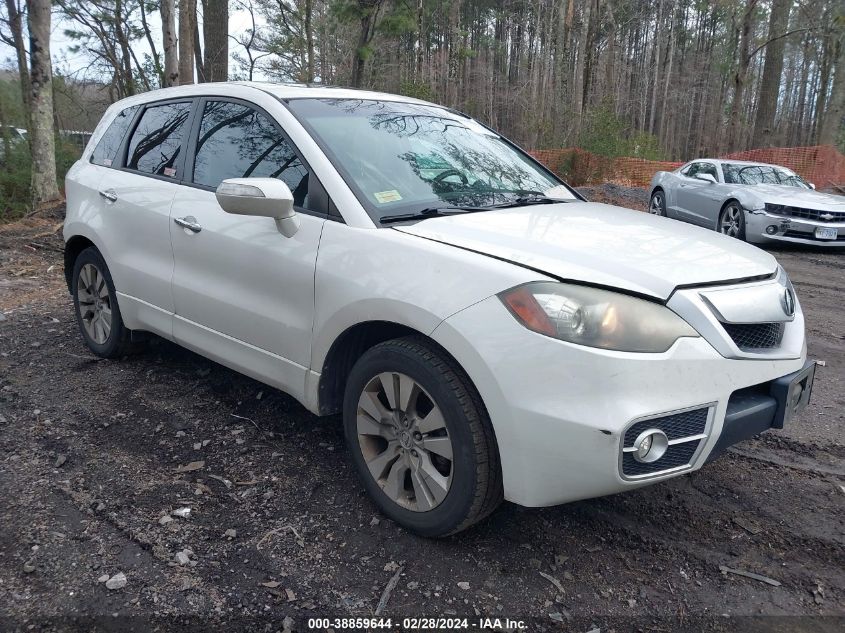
[{"x1": 499, "y1": 282, "x2": 699, "y2": 353}]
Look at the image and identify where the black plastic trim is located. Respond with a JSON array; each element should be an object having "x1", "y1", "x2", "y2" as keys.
[
  {"x1": 706, "y1": 390, "x2": 777, "y2": 462},
  {"x1": 705, "y1": 360, "x2": 816, "y2": 462}
]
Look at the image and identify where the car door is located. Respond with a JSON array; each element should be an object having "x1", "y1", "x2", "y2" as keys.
[
  {"x1": 676, "y1": 161, "x2": 722, "y2": 226},
  {"x1": 93, "y1": 99, "x2": 194, "y2": 336},
  {"x1": 169, "y1": 98, "x2": 328, "y2": 398}
]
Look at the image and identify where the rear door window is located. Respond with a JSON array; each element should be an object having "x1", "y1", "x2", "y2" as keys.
[
  {"x1": 90, "y1": 105, "x2": 139, "y2": 167},
  {"x1": 191, "y1": 100, "x2": 312, "y2": 208},
  {"x1": 125, "y1": 101, "x2": 192, "y2": 178}
]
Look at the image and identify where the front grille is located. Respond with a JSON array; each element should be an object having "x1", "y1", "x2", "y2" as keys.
[
  {"x1": 621, "y1": 407, "x2": 709, "y2": 478},
  {"x1": 766, "y1": 205, "x2": 845, "y2": 223},
  {"x1": 722, "y1": 322, "x2": 785, "y2": 350}
]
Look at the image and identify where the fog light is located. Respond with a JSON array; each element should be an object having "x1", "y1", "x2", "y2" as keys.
[
  {"x1": 766, "y1": 225, "x2": 778, "y2": 235},
  {"x1": 633, "y1": 429, "x2": 669, "y2": 463}
]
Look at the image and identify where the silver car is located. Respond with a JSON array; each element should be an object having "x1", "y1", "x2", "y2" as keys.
[{"x1": 649, "y1": 159, "x2": 845, "y2": 247}]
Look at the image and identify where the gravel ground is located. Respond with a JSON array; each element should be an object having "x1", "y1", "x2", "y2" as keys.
[{"x1": 0, "y1": 205, "x2": 843, "y2": 632}]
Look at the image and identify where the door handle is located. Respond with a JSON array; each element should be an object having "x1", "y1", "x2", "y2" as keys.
[
  {"x1": 98, "y1": 189, "x2": 117, "y2": 202},
  {"x1": 174, "y1": 216, "x2": 202, "y2": 233}
]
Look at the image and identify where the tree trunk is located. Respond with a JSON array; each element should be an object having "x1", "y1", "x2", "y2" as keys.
[
  {"x1": 819, "y1": 37, "x2": 845, "y2": 146},
  {"x1": 305, "y1": 0, "x2": 315, "y2": 82},
  {"x1": 5, "y1": 0, "x2": 31, "y2": 128},
  {"x1": 161, "y1": 0, "x2": 179, "y2": 86},
  {"x1": 203, "y1": 0, "x2": 229, "y2": 82},
  {"x1": 26, "y1": 0, "x2": 60, "y2": 206},
  {"x1": 178, "y1": 0, "x2": 196, "y2": 84},
  {"x1": 352, "y1": 1, "x2": 381, "y2": 88},
  {"x1": 648, "y1": 0, "x2": 665, "y2": 135},
  {"x1": 751, "y1": 0, "x2": 791, "y2": 147},
  {"x1": 727, "y1": 0, "x2": 758, "y2": 152}
]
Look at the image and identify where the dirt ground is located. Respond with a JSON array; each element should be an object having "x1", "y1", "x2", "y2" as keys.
[{"x1": 0, "y1": 200, "x2": 843, "y2": 633}]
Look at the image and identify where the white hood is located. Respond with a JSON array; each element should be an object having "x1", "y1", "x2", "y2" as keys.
[
  {"x1": 748, "y1": 184, "x2": 845, "y2": 212},
  {"x1": 393, "y1": 202, "x2": 777, "y2": 300}
]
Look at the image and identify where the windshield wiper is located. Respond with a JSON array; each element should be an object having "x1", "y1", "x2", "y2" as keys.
[
  {"x1": 380, "y1": 206, "x2": 490, "y2": 224},
  {"x1": 484, "y1": 195, "x2": 571, "y2": 209}
]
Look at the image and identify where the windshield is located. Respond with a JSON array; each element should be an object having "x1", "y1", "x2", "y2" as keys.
[
  {"x1": 285, "y1": 98, "x2": 575, "y2": 221},
  {"x1": 722, "y1": 163, "x2": 810, "y2": 188}
]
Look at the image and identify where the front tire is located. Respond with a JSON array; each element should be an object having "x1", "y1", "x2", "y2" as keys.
[
  {"x1": 649, "y1": 190, "x2": 667, "y2": 216},
  {"x1": 719, "y1": 202, "x2": 747, "y2": 240},
  {"x1": 71, "y1": 247, "x2": 134, "y2": 358},
  {"x1": 342, "y1": 336, "x2": 502, "y2": 537}
]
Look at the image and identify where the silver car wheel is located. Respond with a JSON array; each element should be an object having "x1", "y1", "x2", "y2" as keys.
[
  {"x1": 76, "y1": 263, "x2": 112, "y2": 344},
  {"x1": 649, "y1": 193, "x2": 663, "y2": 215},
  {"x1": 720, "y1": 204, "x2": 743, "y2": 238},
  {"x1": 356, "y1": 372, "x2": 453, "y2": 512}
]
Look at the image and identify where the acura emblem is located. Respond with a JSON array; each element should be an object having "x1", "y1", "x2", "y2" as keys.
[{"x1": 781, "y1": 288, "x2": 795, "y2": 317}]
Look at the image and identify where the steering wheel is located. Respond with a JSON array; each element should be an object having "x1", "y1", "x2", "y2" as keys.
[{"x1": 433, "y1": 169, "x2": 469, "y2": 186}]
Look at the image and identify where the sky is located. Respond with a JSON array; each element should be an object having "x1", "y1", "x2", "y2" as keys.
[{"x1": 0, "y1": 6, "x2": 266, "y2": 82}]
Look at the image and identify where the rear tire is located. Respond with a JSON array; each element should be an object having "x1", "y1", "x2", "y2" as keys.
[
  {"x1": 649, "y1": 190, "x2": 667, "y2": 216},
  {"x1": 71, "y1": 247, "x2": 135, "y2": 358},
  {"x1": 719, "y1": 202, "x2": 747, "y2": 241},
  {"x1": 342, "y1": 336, "x2": 502, "y2": 537}
]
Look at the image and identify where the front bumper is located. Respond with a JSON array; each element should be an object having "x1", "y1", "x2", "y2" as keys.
[
  {"x1": 745, "y1": 209, "x2": 845, "y2": 246},
  {"x1": 705, "y1": 359, "x2": 815, "y2": 462},
  {"x1": 432, "y1": 295, "x2": 807, "y2": 507}
]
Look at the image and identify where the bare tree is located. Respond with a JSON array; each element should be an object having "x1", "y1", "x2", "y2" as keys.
[
  {"x1": 2, "y1": 0, "x2": 31, "y2": 124},
  {"x1": 819, "y1": 1, "x2": 845, "y2": 146},
  {"x1": 753, "y1": 0, "x2": 794, "y2": 147},
  {"x1": 26, "y1": 0, "x2": 59, "y2": 205},
  {"x1": 231, "y1": 0, "x2": 270, "y2": 80}
]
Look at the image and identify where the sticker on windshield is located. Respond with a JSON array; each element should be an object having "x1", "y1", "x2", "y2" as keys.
[{"x1": 374, "y1": 190, "x2": 402, "y2": 204}]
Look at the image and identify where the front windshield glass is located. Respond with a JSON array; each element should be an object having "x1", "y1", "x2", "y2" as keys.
[
  {"x1": 722, "y1": 163, "x2": 809, "y2": 188},
  {"x1": 285, "y1": 98, "x2": 575, "y2": 220}
]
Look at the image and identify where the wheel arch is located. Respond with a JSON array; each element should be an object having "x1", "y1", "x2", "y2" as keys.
[
  {"x1": 316, "y1": 321, "x2": 493, "y2": 433},
  {"x1": 719, "y1": 197, "x2": 744, "y2": 222},
  {"x1": 64, "y1": 234, "x2": 98, "y2": 292}
]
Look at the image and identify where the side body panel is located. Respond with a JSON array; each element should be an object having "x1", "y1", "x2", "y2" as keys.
[
  {"x1": 306, "y1": 223, "x2": 543, "y2": 412},
  {"x1": 169, "y1": 185, "x2": 326, "y2": 403}
]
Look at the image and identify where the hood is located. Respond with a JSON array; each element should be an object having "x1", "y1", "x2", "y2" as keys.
[
  {"x1": 393, "y1": 202, "x2": 777, "y2": 300},
  {"x1": 749, "y1": 184, "x2": 845, "y2": 211}
]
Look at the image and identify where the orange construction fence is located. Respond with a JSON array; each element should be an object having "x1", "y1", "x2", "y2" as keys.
[{"x1": 529, "y1": 145, "x2": 845, "y2": 189}]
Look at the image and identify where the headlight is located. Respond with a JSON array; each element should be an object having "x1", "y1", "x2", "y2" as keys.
[
  {"x1": 765, "y1": 203, "x2": 786, "y2": 214},
  {"x1": 498, "y1": 282, "x2": 699, "y2": 353}
]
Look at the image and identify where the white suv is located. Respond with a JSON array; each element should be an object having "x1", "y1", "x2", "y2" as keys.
[{"x1": 64, "y1": 83, "x2": 815, "y2": 536}]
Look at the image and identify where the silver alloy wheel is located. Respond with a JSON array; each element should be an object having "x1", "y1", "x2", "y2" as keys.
[
  {"x1": 720, "y1": 204, "x2": 742, "y2": 237},
  {"x1": 356, "y1": 372, "x2": 453, "y2": 512},
  {"x1": 76, "y1": 263, "x2": 112, "y2": 344},
  {"x1": 649, "y1": 193, "x2": 663, "y2": 214}
]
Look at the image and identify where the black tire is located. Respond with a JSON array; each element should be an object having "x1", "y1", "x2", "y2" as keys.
[
  {"x1": 718, "y1": 201, "x2": 747, "y2": 241},
  {"x1": 71, "y1": 247, "x2": 135, "y2": 358},
  {"x1": 649, "y1": 189, "x2": 667, "y2": 216},
  {"x1": 342, "y1": 336, "x2": 502, "y2": 537}
]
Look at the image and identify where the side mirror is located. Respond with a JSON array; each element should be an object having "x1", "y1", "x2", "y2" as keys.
[
  {"x1": 215, "y1": 177, "x2": 299, "y2": 237},
  {"x1": 809, "y1": 182, "x2": 816, "y2": 190},
  {"x1": 695, "y1": 173, "x2": 718, "y2": 184}
]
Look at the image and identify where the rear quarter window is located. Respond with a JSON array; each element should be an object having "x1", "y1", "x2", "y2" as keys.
[{"x1": 89, "y1": 105, "x2": 139, "y2": 167}]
